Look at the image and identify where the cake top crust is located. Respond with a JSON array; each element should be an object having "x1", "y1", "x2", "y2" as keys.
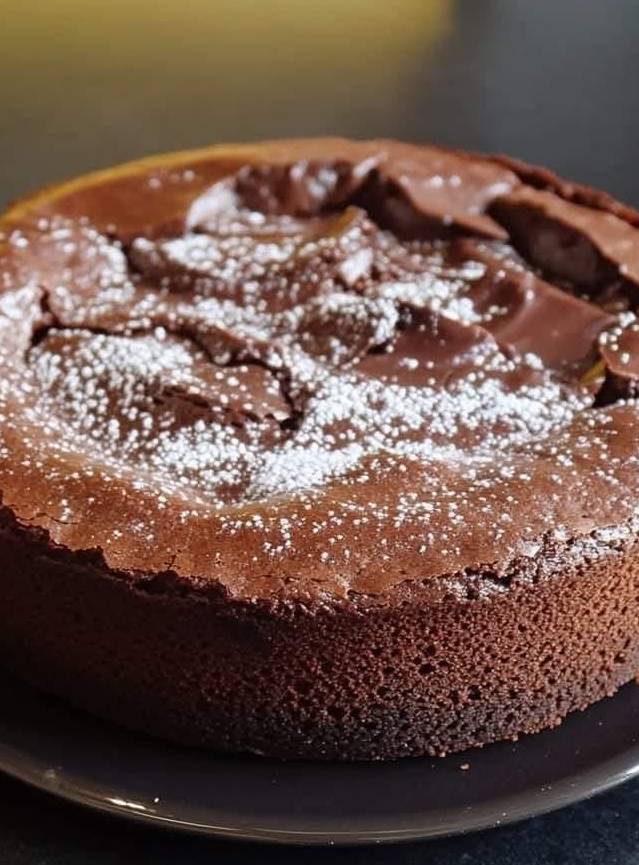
[{"x1": 2, "y1": 138, "x2": 639, "y2": 602}]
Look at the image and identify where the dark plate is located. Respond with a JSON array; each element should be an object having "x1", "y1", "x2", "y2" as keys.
[{"x1": 0, "y1": 671, "x2": 638, "y2": 846}]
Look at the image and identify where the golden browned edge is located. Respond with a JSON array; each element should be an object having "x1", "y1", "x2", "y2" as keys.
[{"x1": 0, "y1": 138, "x2": 363, "y2": 225}]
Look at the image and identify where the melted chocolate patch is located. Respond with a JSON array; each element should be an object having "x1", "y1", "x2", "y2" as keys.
[
  {"x1": 448, "y1": 239, "x2": 615, "y2": 370},
  {"x1": 378, "y1": 144, "x2": 518, "y2": 240},
  {"x1": 492, "y1": 186, "x2": 639, "y2": 292}
]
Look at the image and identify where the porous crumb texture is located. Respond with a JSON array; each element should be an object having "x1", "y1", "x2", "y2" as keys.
[{"x1": 1, "y1": 138, "x2": 639, "y2": 760}]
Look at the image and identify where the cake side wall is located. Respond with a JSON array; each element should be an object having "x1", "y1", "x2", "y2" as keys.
[{"x1": 0, "y1": 524, "x2": 637, "y2": 760}]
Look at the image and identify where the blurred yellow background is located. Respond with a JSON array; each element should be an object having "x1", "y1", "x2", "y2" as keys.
[
  {"x1": 3, "y1": 1, "x2": 450, "y2": 88},
  {"x1": 0, "y1": 1, "x2": 450, "y2": 197}
]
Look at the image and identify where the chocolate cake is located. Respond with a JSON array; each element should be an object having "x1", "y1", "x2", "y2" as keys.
[{"x1": 1, "y1": 138, "x2": 639, "y2": 760}]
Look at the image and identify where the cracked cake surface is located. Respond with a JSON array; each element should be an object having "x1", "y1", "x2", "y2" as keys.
[
  {"x1": 1, "y1": 139, "x2": 639, "y2": 760},
  {"x1": 2, "y1": 138, "x2": 639, "y2": 601}
]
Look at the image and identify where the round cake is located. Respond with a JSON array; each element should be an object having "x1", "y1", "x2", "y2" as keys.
[{"x1": 1, "y1": 138, "x2": 639, "y2": 760}]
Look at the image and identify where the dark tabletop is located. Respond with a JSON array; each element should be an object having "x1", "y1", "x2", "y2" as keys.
[{"x1": 1, "y1": 0, "x2": 639, "y2": 861}]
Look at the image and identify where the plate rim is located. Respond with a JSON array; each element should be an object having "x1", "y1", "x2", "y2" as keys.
[{"x1": 1, "y1": 710, "x2": 639, "y2": 846}]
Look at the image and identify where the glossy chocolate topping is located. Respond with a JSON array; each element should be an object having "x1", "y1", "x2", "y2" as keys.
[{"x1": 2, "y1": 139, "x2": 639, "y2": 602}]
